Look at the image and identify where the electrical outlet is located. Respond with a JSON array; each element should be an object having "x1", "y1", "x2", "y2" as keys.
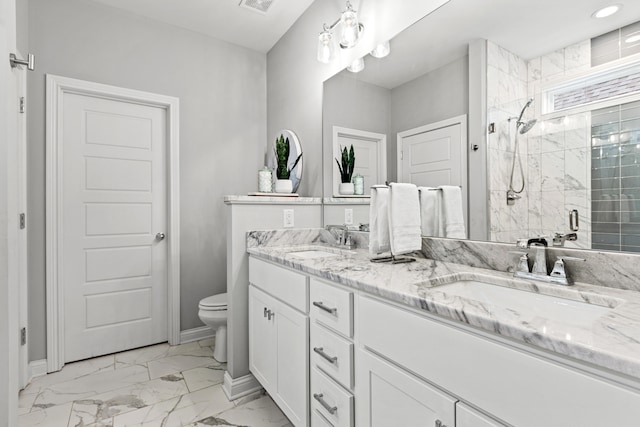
[
  {"x1": 283, "y1": 209, "x2": 294, "y2": 228},
  {"x1": 344, "y1": 208, "x2": 353, "y2": 225}
]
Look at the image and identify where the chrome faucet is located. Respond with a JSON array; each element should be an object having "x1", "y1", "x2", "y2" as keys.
[
  {"x1": 325, "y1": 224, "x2": 352, "y2": 248},
  {"x1": 552, "y1": 232, "x2": 578, "y2": 247},
  {"x1": 513, "y1": 237, "x2": 585, "y2": 285}
]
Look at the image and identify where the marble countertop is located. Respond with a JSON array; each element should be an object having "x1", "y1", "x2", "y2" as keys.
[
  {"x1": 224, "y1": 195, "x2": 322, "y2": 204},
  {"x1": 247, "y1": 244, "x2": 640, "y2": 381}
]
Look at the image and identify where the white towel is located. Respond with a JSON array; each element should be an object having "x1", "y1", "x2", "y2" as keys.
[
  {"x1": 369, "y1": 185, "x2": 390, "y2": 254},
  {"x1": 418, "y1": 187, "x2": 444, "y2": 237},
  {"x1": 440, "y1": 185, "x2": 466, "y2": 239},
  {"x1": 388, "y1": 183, "x2": 421, "y2": 255}
]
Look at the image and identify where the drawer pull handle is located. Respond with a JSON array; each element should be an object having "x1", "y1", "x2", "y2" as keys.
[
  {"x1": 435, "y1": 420, "x2": 446, "y2": 427},
  {"x1": 313, "y1": 301, "x2": 337, "y2": 315},
  {"x1": 267, "y1": 309, "x2": 275, "y2": 320},
  {"x1": 313, "y1": 393, "x2": 337, "y2": 415},
  {"x1": 313, "y1": 347, "x2": 338, "y2": 364},
  {"x1": 263, "y1": 307, "x2": 268, "y2": 318}
]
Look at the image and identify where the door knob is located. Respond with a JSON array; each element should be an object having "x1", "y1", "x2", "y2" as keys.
[{"x1": 155, "y1": 233, "x2": 166, "y2": 241}]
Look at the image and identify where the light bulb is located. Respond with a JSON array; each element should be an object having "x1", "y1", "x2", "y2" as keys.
[
  {"x1": 340, "y1": 3, "x2": 361, "y2": 48},
  {"x1": 370, "y1": 41, "x2": 390, "y2": 58},
  {"x1": 317, "y1": 29, "x2": 336, "y2": 64},
  {"x1": 347, "y1": 57, "x2": 365, "y2": 73}
]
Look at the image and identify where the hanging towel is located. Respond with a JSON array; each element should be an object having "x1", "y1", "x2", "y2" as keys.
[
  {"x1": 388, "y1": 183, "x2": 421, "y2": 255},
  {"x1": 440, "y1": 185, "x2": 466, "y2": 239},
  {"x1": 418, "y1": 187, "x2": 444, "y2": 237},
  {"x1": 369, "y1": 185, "x2": 390, "y2": 254}
]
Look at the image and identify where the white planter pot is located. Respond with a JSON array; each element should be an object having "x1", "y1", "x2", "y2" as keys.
[
  {"x1": 339, "y1": 182, "x2": 355, "y2": 195},
  {"x1": 275, "y1": 179, "x2": 293, "y2": 194}
]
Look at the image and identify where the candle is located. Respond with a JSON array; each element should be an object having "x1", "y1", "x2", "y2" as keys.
[{"x1": 258, "y1": 167, "x2": 272, "y2": 193}]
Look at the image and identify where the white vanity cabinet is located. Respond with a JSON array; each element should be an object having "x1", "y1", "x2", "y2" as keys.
[
  {"x1": 357, "y1": 294, "x2": 640, "y2": 427},
  {"x1": 248, "y1": 257, "x2": 309, "y2": 427}
]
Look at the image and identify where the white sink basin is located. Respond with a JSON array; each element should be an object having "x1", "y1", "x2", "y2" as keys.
[
  {"x1": 289, "y1": 250, "x2": 340, "y2": 259},
  {"x1": 438, "y1": 280, "x2": 611, "y2": 327}
]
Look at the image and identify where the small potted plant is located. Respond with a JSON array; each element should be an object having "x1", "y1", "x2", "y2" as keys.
[
  {"x1": 336, "y1": 144, "x2": 355, "y2": 195},
  {"x1": 274, "y1": 134, "x2": 302, "y2": 193}
]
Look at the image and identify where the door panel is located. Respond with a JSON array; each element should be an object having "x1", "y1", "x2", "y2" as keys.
[{"x1": 62, "y1": 93, "x2": 167, "y2": 362}]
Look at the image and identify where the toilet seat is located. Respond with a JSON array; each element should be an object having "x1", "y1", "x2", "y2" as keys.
[{"x1": 199, "y1": 293, "x2": 227, "y2": 311}]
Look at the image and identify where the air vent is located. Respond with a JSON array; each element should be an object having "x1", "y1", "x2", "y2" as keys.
[{"x1": 239, "y1": 0, "x2": 275, "y2": 15}]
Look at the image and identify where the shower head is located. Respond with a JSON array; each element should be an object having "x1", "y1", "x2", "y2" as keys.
[
  {"x1": 519, "y1": 119, "x2": 537, "y2": 134},
  {"x1": 517, "y1": 98, "x2": 534, "y2": 124}
]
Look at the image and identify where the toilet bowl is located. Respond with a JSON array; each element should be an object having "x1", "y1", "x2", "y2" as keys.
[{"x1": 198, "y1": 293, "x2": 228, "y2": 363}]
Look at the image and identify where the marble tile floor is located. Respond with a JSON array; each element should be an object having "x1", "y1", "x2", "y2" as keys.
[{"x1": 19, "y1": 339, "x2": 292, "y2": 427}]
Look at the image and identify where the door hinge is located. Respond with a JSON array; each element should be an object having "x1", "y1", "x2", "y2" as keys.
[
  {"x1": 400, "y1": 150, "x2": 403, "y2": 160},
  {"x1": 21, "y1": 327, "x2": 26, "y2": 346},
  {"x1": 19, "y1": 96, "x2": 25, "y2": 114},
  {"x1": 19, "y1": 213, "x2": 25, "y2": 230}
]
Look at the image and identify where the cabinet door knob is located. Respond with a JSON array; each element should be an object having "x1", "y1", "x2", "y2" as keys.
[
  {"x1": 435, "y1": 420, "x2": 446, "y2": 427},
  {"x1": 313, "y1": 347, "x2": 338, "y2": 364},
  {"x1": 264, "y1": 307, "x2": 268, "y2": 318},
  {"x1": 268, "y1": 310, "x2": 275, "y2": 320},
  {"x1": 313, "y1": 393, "x2": 337, "y2": 415},
  {"x1": 313, "y1": 301, "x2": 337, "y2": 315}
]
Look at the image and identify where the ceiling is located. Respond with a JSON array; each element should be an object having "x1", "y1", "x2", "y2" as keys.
[
  {"x1": 88, "y1": 0, "x2": 316, "y2": 53},
  {"x1": 345, "y1": 0, "x2": 640, "y2": 89}
]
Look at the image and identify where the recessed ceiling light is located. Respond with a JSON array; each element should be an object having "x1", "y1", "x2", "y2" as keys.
[
  {"x1": 626, "y1": 31, "x2": 640, "y2": 44},
  {"x1": 592, "y1": 4, "x2": 622, "y2": 19}
]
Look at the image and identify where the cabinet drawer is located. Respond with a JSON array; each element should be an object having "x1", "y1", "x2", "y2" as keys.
[
  {"x1": 311, "y1": 410, "x2": 334, "y2": 427},
  {"x1": 249, "y1": 257, "x2": 308, "y2": 312},
  {"x1": 310, "y1": 278, "x2": 353, "y2": 337},
  {"x1": 311, "y1": 367, "x2": 353, "y2": 427},
  {"x1": 457, "y1": 403, "x2": 507, "y2": 427},
  {"x1": 311, "y1": 322, "x2": 353, "y2": 390}
]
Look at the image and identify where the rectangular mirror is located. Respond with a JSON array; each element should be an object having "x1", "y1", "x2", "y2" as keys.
[{"x1": 322, "y1": 0, "x2": 640, "y2": 253}]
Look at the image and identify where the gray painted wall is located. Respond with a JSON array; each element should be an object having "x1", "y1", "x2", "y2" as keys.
[
  {"x1": 389, "y1": 56, "x2": 469, "y2": 181},
  {"x1": 322, "y1": 73, "x2": 391, "y2": 197},
  {"x1": 26, "y1": 0, "x2": 266, "y2": 361}
]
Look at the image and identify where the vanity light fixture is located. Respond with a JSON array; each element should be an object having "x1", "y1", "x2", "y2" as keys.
[
  {"x1": 592, "y1": 4, "x2": 622, "y2": 18},
  {"x1": 625, "y1": 31, "x2": 640, "y2": 44},
  {"x1": 317, "y1": 1, "x2": 365, "y2": 63},
  {"x1": 347, "y1": 57, "x2": 365, "y2": 73},
  {"x1": 370, "y1": 41, "x2": 391, "y2": 58}
]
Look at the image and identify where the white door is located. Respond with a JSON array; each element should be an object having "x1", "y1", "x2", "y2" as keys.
[
  {"x1": 61, "y1": 92, "x2": 168, "y2": 362},
  {"x1": 333, "y1": 126, "x2": 387, "y2": 196},
  {"x1": 397, "y1": 116, "x2": 468, "y2": 220}
]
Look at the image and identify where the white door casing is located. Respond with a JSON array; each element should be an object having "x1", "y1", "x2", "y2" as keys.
[
  {"x1": 333, "y1": 126, "x2": 386, "y2": 196},
  {"x1": 46, "y1": 75, "x2": 180, "y2": 371},
  {"x1": 16, "y1": 49, "x2": 28, "y2": 389},
  {"x1": 397, "y1": 115, "x2": 468, "y2": 225}
]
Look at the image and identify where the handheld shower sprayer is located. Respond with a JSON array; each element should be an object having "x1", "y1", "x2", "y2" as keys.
[{"x1": 507, "y1": 98, "x2": 537, "y2": 204}]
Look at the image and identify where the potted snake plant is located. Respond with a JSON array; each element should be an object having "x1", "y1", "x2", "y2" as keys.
[
  {"x1": 336, "y1": 144, "x2": 355, "y2": 195},
  {"x1": 274, "y1": 134, "x2": 302, "y2": 193}
]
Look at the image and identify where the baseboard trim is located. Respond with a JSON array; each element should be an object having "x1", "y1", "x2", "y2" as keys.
[
  {"x1": 223, "y1": 371, "x2": 262, "y2": 400},
  {"x1": 180, "y1": 326, "x2": 214, "y2": 344},
  {"x1": 29, "y1": 360, "x2": 48, "y2": 381}
]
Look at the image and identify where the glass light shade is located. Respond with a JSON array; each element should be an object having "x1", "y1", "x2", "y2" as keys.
[
  {"x1": 347, "y1": 57, "x2": 365, "y2": 73},
  {"x1": 370, "y1": 41, "x2": 390, "y2": 58},
  {"x1": 340, "y1": 7, "x2": 361, "y2": 48},
  {"x1": 317, "y1": 30, "x2": 336, "y2": 63}
]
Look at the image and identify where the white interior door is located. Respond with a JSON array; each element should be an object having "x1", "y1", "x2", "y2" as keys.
[
  {"x1": 397, "y1": 116, "x2": 468, "y2": 221},
  {"x1": 333, "y1": 126, "x2": 387, "y2": 196},
  {"x1": 61, "y1": 92, "x2": 168, "y2": 363}
]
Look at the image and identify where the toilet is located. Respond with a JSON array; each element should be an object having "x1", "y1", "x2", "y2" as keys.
[{"x1": 198, "y1": 293, "x2": 228, "y2": 362}]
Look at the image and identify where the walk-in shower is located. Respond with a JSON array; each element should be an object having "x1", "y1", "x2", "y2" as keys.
[{"x1": 507, "y1": 98, "x2": 537, "y2": 205}]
